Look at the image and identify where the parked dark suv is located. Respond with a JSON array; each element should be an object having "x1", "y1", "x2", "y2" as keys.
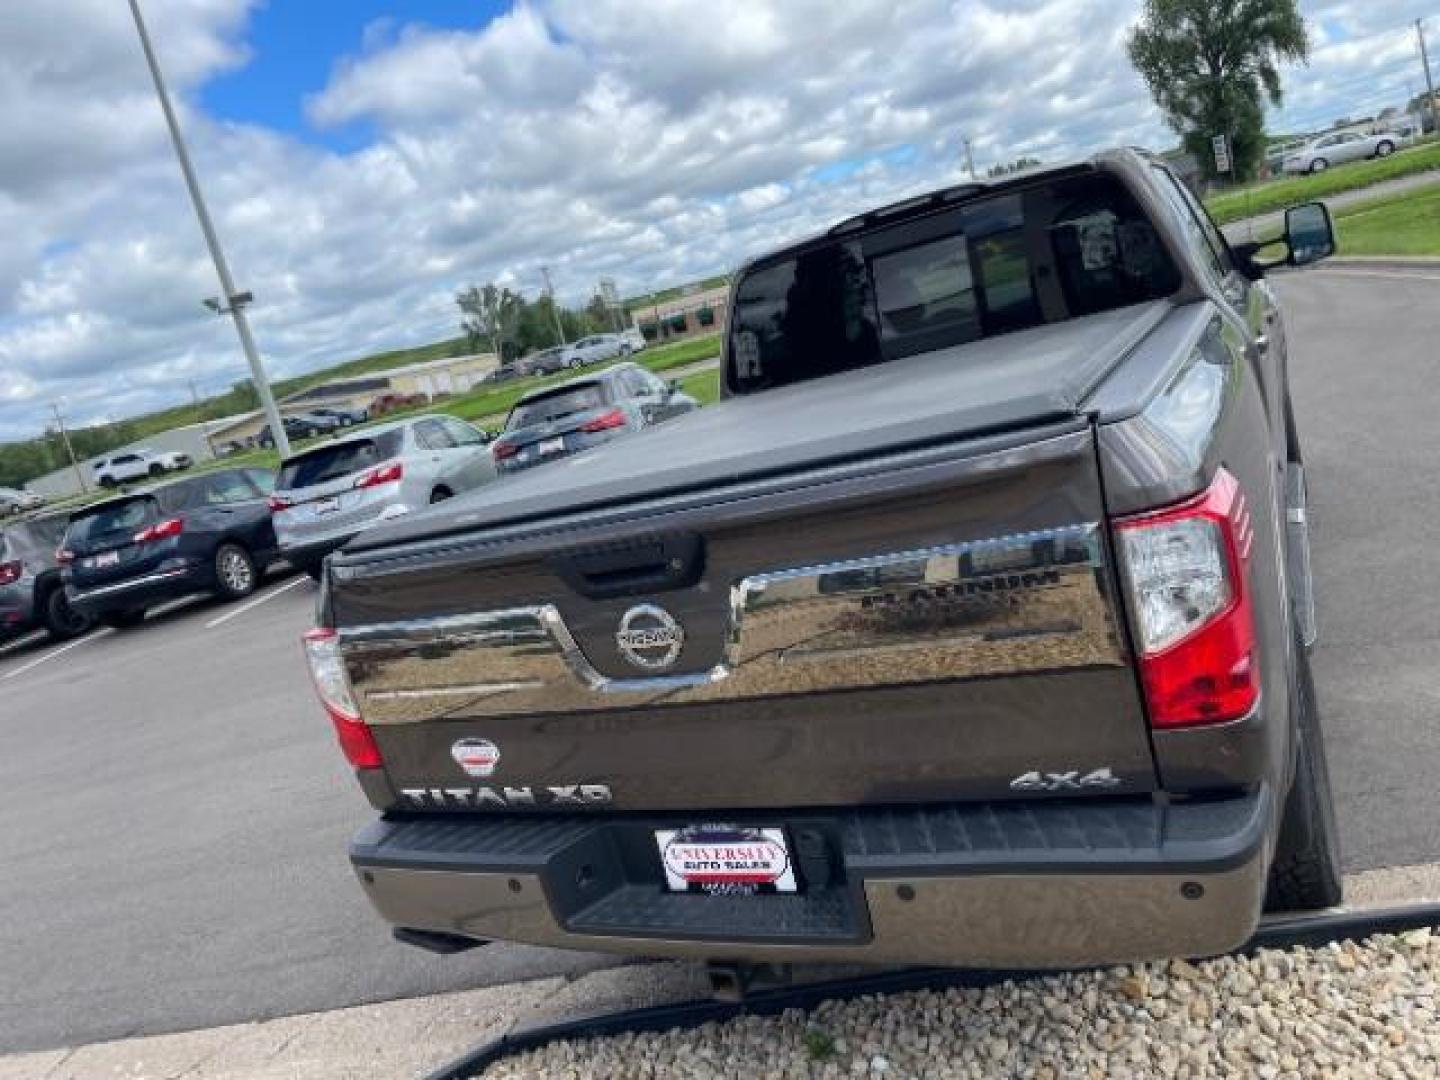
[
  {"x1": 61, "y1": 468, "x2": 280, "y2": 628},
  {"x1": 0, "y1": 512, "x2": 92, "y2": 641}
]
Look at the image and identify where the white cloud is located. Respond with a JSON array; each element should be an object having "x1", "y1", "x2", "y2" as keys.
[{"x1": 0, "y1": 0, "x2": 1424, "y2": 444}]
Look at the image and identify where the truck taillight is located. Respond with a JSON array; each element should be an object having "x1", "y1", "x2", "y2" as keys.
[
  {"x1": 267, "y1": 493, "x2": 294, "y2": 512},
  {"x1": 133, "y1": 517, "x2": 184, "y2": 544},
  {"x1": 302, "y1": 627, "x2": 382, "y2": 769},
  {"x1": 56, "y1": 549, "x2": 75, "y2": 567},
  {"x1": 1115, "y1": 468, "x2": 1258, "y2": 729},
  {"x1": 0, "y1": 560, "x2": 21, "y2": 586},
  {"x1": 354, "y1": 461, "x2": 403, "y2": 489},
  {"x1": 491, "y1": 440, "x2": 520, "y2": 461},
  {"x1": 579, "y1": 408, "x2": 627, "y2": 433}
]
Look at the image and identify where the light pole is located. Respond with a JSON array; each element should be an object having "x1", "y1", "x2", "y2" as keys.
[{"x1": 126, "y1": 0, "x2": 291, "y2": 457}]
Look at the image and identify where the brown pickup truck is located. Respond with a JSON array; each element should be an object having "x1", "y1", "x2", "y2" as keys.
[{"x1": 304, "y1": 149, "x2": 1342, "y2": 971}]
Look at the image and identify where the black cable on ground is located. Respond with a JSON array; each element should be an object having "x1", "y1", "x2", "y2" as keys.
[{"x1": 422, "y1": 901, "x2": 1440, "y2": 1080}]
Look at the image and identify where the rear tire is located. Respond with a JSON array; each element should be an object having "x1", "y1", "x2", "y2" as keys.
[
  {"x1": 42, "y1": 586, "x2": 91, "y2": 641},
  {"x1": 301, "y1": 561, "x2": 325, "y2": 582},
  {"x1": 1308, "y1": 157, "x2": 1329, "y2": 174},
  {"x1": 99, "y1": 609, "x2": 146, "y2": 630},
  {"x1": 214, "y1": 543, "x2": 258, "y2": 600},
  {"x1": 148, "y1": 464, "x2": 164, "y2": 477},
  {"x1": 1265, "y1": 643, "x2": 1343, "y2": 911},
  {"x1": 1375, "y1": 141, "x2": 1395, "y2": 158},
  {"x1": 430, "y1": 486, "x2": 453, "y2": 504},
  {"x1": 99, "y1": 476, "x2": 116, "y2": 489}
]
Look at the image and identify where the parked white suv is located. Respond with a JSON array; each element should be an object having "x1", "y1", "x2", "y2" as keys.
[{"x1": 91, "y1": 449, "x2": 191, "y2": 488}]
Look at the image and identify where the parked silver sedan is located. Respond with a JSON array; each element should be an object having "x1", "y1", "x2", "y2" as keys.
[
  {"x1": 1282, "y1": 130, "x2": 1399, "y2": 174},
  {"x1": 269, "y1": 415, "x2": 496, "y2": 578}
]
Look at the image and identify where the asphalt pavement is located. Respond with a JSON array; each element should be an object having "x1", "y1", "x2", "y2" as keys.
[{"x1": 1, "y1": 268, "x2": 1438, "y2": 1053}]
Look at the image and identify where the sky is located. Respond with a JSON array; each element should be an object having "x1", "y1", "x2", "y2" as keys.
[{"x1": 0, "y1": 0, "x2": 1436, "y2": 443}]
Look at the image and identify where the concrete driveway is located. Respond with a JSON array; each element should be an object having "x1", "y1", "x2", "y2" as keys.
[{"x1": 1, "y1": 267, "x2": 1438, "y2": 1053}]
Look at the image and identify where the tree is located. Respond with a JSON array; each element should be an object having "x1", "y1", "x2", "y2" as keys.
[
  {"x1": 1128, "y1": 0, "x2": 1309, "y2": 183},
  {"x1": 584, "y1": 291, "x2": 616, "y2": 334},
  {"x1": 987, "y1": 157, "x2": 1041, "y2": 178},
  {"x1": 456, "y1": 284, "x2": 521, "y2": 361}
]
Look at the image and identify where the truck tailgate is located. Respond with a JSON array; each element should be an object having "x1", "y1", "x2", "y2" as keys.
[{"x1": 328, "y1": 419, "x2": 1155, "y2": 811}]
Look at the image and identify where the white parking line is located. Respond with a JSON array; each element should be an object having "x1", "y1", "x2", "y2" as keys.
[
  {"x1": 1320, "y1": 269, "x2": 1440, "y2": 282},
  {"x1": 1, "y1": 628, "x2": 114, "y2": 680},
  {"x1": 204, "y1": 575, "x2": 308, "y2": 630}
]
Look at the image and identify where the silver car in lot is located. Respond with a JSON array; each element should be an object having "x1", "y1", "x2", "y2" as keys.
[
  {"x1": 269, "y1": 415, "x2": 497, "y2": 577},
  {"x1": 1282, "y1": 130, "x2": 1399, "y2": 174}
]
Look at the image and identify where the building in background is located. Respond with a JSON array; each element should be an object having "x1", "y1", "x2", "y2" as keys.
[
  {"x1": 209, "y1": 352, "x2": 498, "y2": 447},
  {"x1": 634, "y1": 283, "x2": 729, "y2": 344}
]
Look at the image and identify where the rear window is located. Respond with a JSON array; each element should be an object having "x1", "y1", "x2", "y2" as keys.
[
  {"x1": 65, "y1": 497, "x2": 156, "y2": 550},
  {"x1": 726, "y1": 171, "x2": 1181, "y2": 394},
  {"x1": 506, "y1": 383, "x2": 608, "y2": 430},
  {"x1": 276, "y1": 430, "x2": 404, "y2": 491}
]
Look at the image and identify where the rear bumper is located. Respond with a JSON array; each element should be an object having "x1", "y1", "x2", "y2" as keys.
[
  {"x1": 351, "y1": 789, "x2": 1272, "y2": 969},
  {"x1": 278, "y1": 534, "x2": 356, "y2": 567},
  {"x1": 0, "y1": 583, "x2": 37, "y2": 633}
]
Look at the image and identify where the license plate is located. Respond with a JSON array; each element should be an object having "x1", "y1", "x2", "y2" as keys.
[
  {"x1": 314, "y1": 496, "x2": 341, "y2": 515},
  {"x1": 655, "y1": 826, "x2": 798, "y2": 895},
  {"x1": 538, "y1": 436, "x2": 566, "y2": 456},
  {"x1": 90, "y1": 551, "x2": 120, "y2": 569}
]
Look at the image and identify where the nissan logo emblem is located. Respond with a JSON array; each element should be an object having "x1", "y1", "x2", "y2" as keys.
[{"x1": 615, "y1": 604, "x2": 685, "y2": 671}]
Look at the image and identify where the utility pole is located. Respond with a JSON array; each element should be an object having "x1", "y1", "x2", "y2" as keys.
[
  {"x1": 127, "y1": 0, "x2": 290, "y2": 457},
  {"x1": 49, "y1": 403, "x2": 88, "y2": 494},
  {"x1": 188, "y1": 379, "x2": 218, "y2": 461},
  {"x1": 540, "y1": 266, "x2": 568, "y2": 346},
  {"x1": 963, "y1": 138, "x2": 977, "y2": 181},
  {"x1": 1419, "y1": 20, "x2": 1439, "y2": 137}
]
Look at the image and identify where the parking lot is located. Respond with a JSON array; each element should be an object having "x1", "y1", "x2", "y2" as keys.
[{"x1": 2, "y1": 267, "x2": 1439, "y2": 1056}]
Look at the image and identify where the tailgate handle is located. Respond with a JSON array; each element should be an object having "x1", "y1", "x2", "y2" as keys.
[{"x1": 551, "y1": 534, "x2": 705, "y2": 600}]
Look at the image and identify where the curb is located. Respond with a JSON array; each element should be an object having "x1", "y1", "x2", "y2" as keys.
[{"x1": 426, "y1": 901, "x2": 1440, "y2": 1080}]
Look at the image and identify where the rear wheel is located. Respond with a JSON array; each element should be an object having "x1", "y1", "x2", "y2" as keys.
[
  {"x1": 148, "y1": 463, "x2": 164, "y2": 477},
  {"x1": 301, "y1": 561, "x2": 325, "y2": 582},
  {"x1": 1375, "y1": 140, "x2": 1395, "y2": 158},
  {"x1": 1308, "y1": 157, "x2": 1329, "y2": 174},
  {"x1": 1265, "y1": 643, "x2": 1343, "y2": 911},
  {"x1": 99, "y1": 476, "x2": 117, "y2": 489},
  {"x1": 430, "y1": 486, "x2": 453, "y2": 504},
  {"x1": 42, "y1": 586, "x2": 91, "y2": 640},
  {"x1": 99, "y1": 609, "x2": 146, "y2": 630},
  {"x1": 214, "y1": 543, "x2": 258, "y2": 600}
]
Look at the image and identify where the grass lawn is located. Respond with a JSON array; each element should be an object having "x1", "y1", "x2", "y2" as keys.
[
  {"x1": 1205, "y1": 139, "x2": 1440, "y2": 226},
  {"x1": 1334, "y1": 185, "x2": 1440, "y2": 256},
  {"x1": 676, "y1": 367, "x2": 721, "y2": 406}
]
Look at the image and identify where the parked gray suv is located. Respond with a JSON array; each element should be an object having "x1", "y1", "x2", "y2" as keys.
[
  {"x1": 491, "y1": 363, "x2": 698, "y2": 473},
  {"x1": 270, "y1": 415, "x2": 498, "y2": 578},
  {"x1": 0, "y1": 512, "x2": 92, "y2": 641}
]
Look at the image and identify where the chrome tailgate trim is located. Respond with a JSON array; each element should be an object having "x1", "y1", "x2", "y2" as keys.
[{"x1": 339, "y1": 523, "x2": 1125, "y2": 724}]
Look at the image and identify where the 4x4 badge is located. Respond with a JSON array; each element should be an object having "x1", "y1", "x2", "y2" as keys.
[{"x1": 615, "y1": 604, "x2": 685, "y2": 671}]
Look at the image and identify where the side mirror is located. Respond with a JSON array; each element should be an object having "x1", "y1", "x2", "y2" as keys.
[{"x1": 1283, "y1": 201, "x2": 1336, "y2": 267}]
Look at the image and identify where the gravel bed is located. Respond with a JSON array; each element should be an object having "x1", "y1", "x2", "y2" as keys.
[{"x1": 482, "y1": 931, "x2": 1439, "y2": 1078}]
